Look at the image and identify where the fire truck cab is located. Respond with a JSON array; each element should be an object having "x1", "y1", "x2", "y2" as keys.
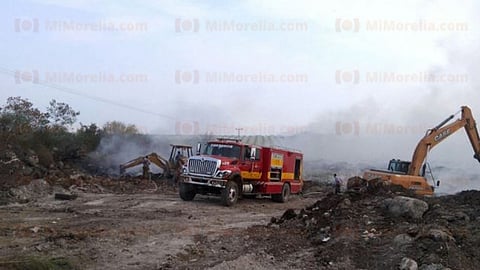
[{"x1": 179, "y1": 138, "x2": 304, "y2": 206}]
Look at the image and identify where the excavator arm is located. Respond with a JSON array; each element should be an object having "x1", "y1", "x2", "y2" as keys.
[
  {"x1": 119, "y1": 152, "x2": 170, "y2": 175},
  {"x1": 119, "y1": 157, "x2": 145, "y2": 174},
  {"x1": 408, "y1": 106, "x2": 480, "y2": 176},
  {"x1": 146, "y1": 153, "x2": 170, "y2": 175}
]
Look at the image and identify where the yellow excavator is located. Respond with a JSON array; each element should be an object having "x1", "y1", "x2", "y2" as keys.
[
  {"x1": 119, "y1": 144, "x2": 193, "y2": 180},
  {"x1": 362, "y1": 106, "x2": 480, "y2": 195}
]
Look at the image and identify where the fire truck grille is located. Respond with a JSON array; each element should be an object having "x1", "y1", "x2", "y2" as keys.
[{"x1": 188, "y1": 159, "x2": 217, "y2": 176}]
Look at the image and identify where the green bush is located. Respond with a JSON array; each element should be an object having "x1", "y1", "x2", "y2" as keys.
[{"x1": 0, "y1": 97, "x2": 137, "y2": 170}]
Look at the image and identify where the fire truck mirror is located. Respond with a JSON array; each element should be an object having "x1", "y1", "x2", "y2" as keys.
[
  {"x1": 196, "y1": 143, "x2": 202, "y2": 155},
  {"x1": 250, "y1": 148, "x2": 257, "y2": 160}
]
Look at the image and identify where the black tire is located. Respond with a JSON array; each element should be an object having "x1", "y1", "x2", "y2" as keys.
[
  {"x1": 272, "y1": 183, "x2": 290, "y2": 203},
  {"x1": 179, "y1": 183, "x2": 196, "y2": 201},
  {"x1": 221, "y1": 181, "x2": 239, "y2": 206}
]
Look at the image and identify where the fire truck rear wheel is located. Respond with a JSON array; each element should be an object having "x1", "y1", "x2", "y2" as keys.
[
  {"x1": 179, "y1": 183, "x2": 196, "y2": 201},
  {"x1": 272, "y1": 183, "x2": 290, "y2": 203},
  {"x1": 221, "y1": 181, "x2": 239, "y2": 206}
]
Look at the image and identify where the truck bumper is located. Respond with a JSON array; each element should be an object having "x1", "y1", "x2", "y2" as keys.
[{"x1": 181, "y1": 175, "x2": 227, "y2": 188}]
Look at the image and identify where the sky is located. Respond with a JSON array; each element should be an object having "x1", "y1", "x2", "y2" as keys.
[
  {"x1": 2, "y1": 0, "x2": 480, "y2": 192},
  {"x1": 1, "y1": 0, "x2": 477, "y2": 135}
]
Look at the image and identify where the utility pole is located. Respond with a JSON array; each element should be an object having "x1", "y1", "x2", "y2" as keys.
[{"x1": 235, "y1": 128, "x2": 243, "y2": 138}]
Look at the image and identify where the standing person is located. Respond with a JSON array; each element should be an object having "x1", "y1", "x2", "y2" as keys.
[
  {"x1": 334, "y1": 174, "x2": 342, "y2": 194},
  {"x1": 142, "y1": 156, "x2": 151, "y2": 180}
]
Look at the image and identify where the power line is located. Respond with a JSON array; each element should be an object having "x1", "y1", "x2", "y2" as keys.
[{"x1": 0, "y1": 67, "x2": 176, "y2": 120}]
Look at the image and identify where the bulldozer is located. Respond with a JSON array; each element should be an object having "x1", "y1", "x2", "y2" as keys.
[
  {"x1": 360, "y1": 106, "x2": 480, "y2": 195},
  {"x1": 119, "y1": 144, "x2": 193, "y2": 180}
]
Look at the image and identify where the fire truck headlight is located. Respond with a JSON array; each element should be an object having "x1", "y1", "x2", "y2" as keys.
[
  {"x1": 181, "y1": 167, "x2": 188, "y2": 174},
  {"x1": 215, "y1": 170, "x2": 231, "y2": 179}
]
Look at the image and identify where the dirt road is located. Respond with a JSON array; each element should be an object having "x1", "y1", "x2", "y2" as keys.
[{"x1": 0, "y1": 188, "x2": 321, "y2": 269}]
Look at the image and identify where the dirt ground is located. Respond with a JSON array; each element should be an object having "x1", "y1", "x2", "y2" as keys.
[
  {"x1": 1, "y1": 179, "x2": 480, "y2": 270},
  {"x1": 0, "y1": 181, "x2": 322, "y2": 270}
]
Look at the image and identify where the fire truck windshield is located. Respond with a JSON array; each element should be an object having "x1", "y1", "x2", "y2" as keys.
[{"x1": 204, "y1": 143, "x2": 241, "y2": 158}]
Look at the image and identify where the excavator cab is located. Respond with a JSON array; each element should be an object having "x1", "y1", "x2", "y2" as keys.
[
  {"x1": 387, "y1": 159, "x2": 410, "y2": 174},
  {"x1": 168, "y1": 144, "x2": 193, "y2": 167},
  {"x1": 388, "y1": 159, "x2": 433, "y2": 178}
]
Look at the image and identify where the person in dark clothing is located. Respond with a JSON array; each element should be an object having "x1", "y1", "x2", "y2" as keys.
[
  {"x1": 334, "y1": 173, "x2": 342, "y2": 194},
  {"x1": 142, "y1": 156, "x2": 151, "y2": 180}
]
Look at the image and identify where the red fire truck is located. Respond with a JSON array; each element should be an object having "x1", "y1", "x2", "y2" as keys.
[{"x1": 179, "y1": 138, "x2": 303, "y2": 206}]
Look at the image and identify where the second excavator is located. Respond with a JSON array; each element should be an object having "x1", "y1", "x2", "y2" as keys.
[
  {"x1": 120, "y1": 144, "x2": 193, "y2": 181},
  {"x1": 362, "y1": 106, "x2": 480, "y2": 195}
]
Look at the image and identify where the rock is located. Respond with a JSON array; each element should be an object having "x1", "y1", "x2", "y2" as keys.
[
  {"x1": 399, "y1": 257, "x2": 418, "y2": 270},
  {"x1": 339, "y1": 198, "x2": 352, "y2": 208},
  {"x1": 428, "y1": 229, "x2": 454, "y2": 242},
  {"x1": 419, "y1": 263, "x2": 450, "y2": 270},
  {"x1": 454, "y1": 212, "x2": 470, "y2": 222},
  {"x1": 382, "y1": 196, "x2": 429, "y2": 220},
  {"x1": 8, "y1": 179, "x2": 51, "y2": 203},
  {"x1": 407, "y1": 225, "x2": 419, "y2": 237},
  {"x1": 22, "y1": 166, "x2": 34, "y2": 176},
  {"x1": 270, "y1": 217, "x2": 279, "y2": 224},
  {"x1": 393, "y1": 233, "x2": 414, "y2": 247},
  {"x1": 347, "y1": 176, "x2": 367, "y2": 191},
  {"x1": 26, "y1": 151, "x2": 39, "y2": 166},
  {"x1": 4, "y1": 150, "x2": 17, "y2": 160},
  {"x1": 70, "y1": 173, "x2": 87, "y2": 181},
  {"x1": 305, "y1": 217, "x2": 317, "y2": 227},
  {"x1": 280, "y1": 209, "x2": 297, "y2": 221}
]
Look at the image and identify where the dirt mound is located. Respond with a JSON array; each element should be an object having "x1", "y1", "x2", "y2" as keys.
[
  {"x1": 272, "y1": 189, "x2": 480, "y2": 269},
  {"x1": 446, "y1": 190, "x2": 480, "y2": 205},
  {"x1": 0, "y1": 144, "x2": 177, "y2": 202},
  {"x1": 0, "y1": 174, "x2": 177, "y2": 205}
]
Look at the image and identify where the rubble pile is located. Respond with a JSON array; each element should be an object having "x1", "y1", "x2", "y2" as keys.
[
  {"x1": 273, "y1": 188, "x2": 480, "y2": 269},
  {"x1": 0, "y1": 146, "x2": 176, "y2": 205}
]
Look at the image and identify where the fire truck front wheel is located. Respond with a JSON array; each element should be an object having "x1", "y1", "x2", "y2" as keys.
[
  {"x1": 272, "y1": 183, "x2": 290, "y2": 203},
  {"x1": 179, "y1": 183, "x2": 196, "y2": 201},
  {"x1": 221, "y1": 181, "x2": 239, "y2": 206}
]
